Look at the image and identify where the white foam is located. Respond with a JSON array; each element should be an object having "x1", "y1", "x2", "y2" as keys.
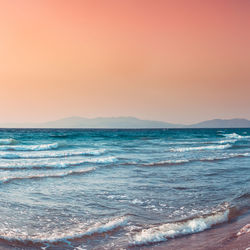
[
  {"x1": 0, "y1": 216, "x2": 127, "y2": 243},
  {"x1": 0, "y1": 139, "x2": 18, "y2": 145},
  {"x1": 143, "y1": 159, "x2": 190, "y2": 166},
  {"x1": 0, "y1": 148, "x2": 106, "y2": 159},
  {"x1": 142, "y1": 152, "x2": 250, "y2": 167},
  {"x1": 131, "y1": 210, "x2": 229, "y2": 245},
  {"x1": 237, "y1": 224, "x2": 250, "y2": 236},
  {"x1": 217, "y1": 139, "x2": 237, "y2": 144},
  {"x1": 0, "y1": 156, "x2": 117, "y2": 170},
  {"x1": 0, "y1": 143, "x2": 60, "y2": 151},
  {"x1": 171, "y1": 144, "x2": 231, "y2": 152},
  {"x1": 223, "y1": 133, "x2": 250, "y2": 139},
  {"x1": 200, "y1": 152, "x2": 250, "y2": 162},
  {"x1": 0, "y1": 167, "x2": 96, "y2": 183}
]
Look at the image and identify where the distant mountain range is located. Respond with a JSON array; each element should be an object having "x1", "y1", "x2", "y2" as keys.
[{"x1": 1, "y1": 117, "x2": 250, "y2": 128}]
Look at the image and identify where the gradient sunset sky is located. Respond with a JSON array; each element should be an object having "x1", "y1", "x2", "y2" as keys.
[{"x1": 0, "y1": 0, "x2": 250, "y2": 124}]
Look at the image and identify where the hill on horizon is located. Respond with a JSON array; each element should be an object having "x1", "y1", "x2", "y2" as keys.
[{"x1": 0, "y1": 117, "x2": 250, "y2": 128}]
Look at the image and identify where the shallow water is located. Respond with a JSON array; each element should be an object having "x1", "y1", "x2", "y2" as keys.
[{"x1": 0, "y1": 128, "x2": 249, "y2": 249}]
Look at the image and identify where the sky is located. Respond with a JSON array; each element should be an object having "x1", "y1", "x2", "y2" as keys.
[{"x1": 0, "y1": 0, "x2": 250, "y2": 124}]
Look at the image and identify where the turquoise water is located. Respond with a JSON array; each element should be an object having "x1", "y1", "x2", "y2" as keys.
[{"x1": 0, "y1": 128, "x2": 249, "y2": 249}]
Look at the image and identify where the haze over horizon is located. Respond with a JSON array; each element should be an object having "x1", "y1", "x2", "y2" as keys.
[{"x1": 1, "y1": 0, "x2": 250, "y2": 124}]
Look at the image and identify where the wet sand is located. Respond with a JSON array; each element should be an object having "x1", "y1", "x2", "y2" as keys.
[{"x1": 141, "y1": 212, "x2": 250, "y2": 250}]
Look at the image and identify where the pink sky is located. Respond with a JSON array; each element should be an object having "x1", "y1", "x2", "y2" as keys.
[{"x1": 0, "y1": 0, "x2": 250, "y2": 124}]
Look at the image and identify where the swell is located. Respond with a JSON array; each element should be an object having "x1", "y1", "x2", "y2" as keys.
[
  {"x1": 142, "y1": 159, "x2": 190, "y2": 167},
  {"x1": 199, "y1": 152, "x2": 250, "y2": 162},
  {"x1": 232, "y1": 191, "x2": 250, "y2": 211},
  {"x1": 0, "y1": 148, "x2": 106, "y2": 159},
  {"x1": 0, "y1": 143, "x2": 62, "y2": 151},
  {"x1": 141, "y1": 152, "x2": 250, "y2": 167},
  {"x1": 234, "y1": 191, "x2": 250, "y2": 201},
  {"x1": 0, "y1": 216, "x2": 127, "y2": 245},
  {"x1": 0, "y1": 156, "x2": 117, "y2": 170},
  {"x1": 0, "y1": 167, "x2": 96, "y2": 184},
  {"x1": 0, "y1": 139, "x2": 18, "y2": 145}
]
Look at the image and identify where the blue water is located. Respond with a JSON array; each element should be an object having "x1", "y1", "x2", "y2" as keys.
[{"x1": 0, "y1": 128, "x2": 249, "y2": 249}]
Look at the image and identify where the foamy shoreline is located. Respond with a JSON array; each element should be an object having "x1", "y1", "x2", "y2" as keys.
[{"x1": 146, "y1": 212, "x2": 250, "y2": 250}]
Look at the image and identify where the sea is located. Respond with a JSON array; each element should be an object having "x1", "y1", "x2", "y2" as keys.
[{"x1": 0, "y1": 128, "x2": 249, "y2": 249}]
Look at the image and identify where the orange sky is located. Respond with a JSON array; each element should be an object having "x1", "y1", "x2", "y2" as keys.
[{"x1": 0, "y1": 0, "x2": 250, "y2": 124}]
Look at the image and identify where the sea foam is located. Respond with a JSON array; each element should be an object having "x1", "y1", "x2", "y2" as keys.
[
  {"x1": 142, "y1": 159, "x2": 190, "y2": 166},
  {"x1": 0, "y1": 216, "x2": 127, "y2": 244},
  {"x1": 0, "y1": 167, "x2": 96, "y2": 184},
  {"x1": 223, "y1": 133, "x2": 250, "y2": 140},
  {"x1": 0, "y1": 156, "x2": 117, "y2": 170},
  {"x1": 0, "y1": 143, "x2": 61, "y2": 151},
  {"x1": 141, "y1": 152, "x2": 250, "y2": 167},
  {"x1": 131, "y1": 210, "x2": 229, "y2": 245},
  {"x1": 171, "y1": 144, "x2": 231, "y2": 152},
  {"x1": 0, "y1": 148, "x2": 106, "y2": 159}
]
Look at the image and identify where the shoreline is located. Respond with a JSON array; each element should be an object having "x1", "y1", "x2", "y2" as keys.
[
  {"x1": 142, "y1": 212, "x2": 250, "y2": 250},
  {"x1": 0, "y1": 213, "x2": 248, "y2": 249}
]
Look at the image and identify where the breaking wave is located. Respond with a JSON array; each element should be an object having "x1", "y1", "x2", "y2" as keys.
[
  {"x1": 0, "y1": 167, "x2": 96, "y2": 184},
  {"x1": 0, "y1": 216, "x2": 127, "y2": 244},
  {"x1": 0, "y1": 148, "x2": 106, "y2": 159},
  {"x1": 141, "y1": 153, "x2": 250, "y2": 167},
  {"x1": 199, "y1": 152, "x2": 250, "y2": 162},
  {"x1": 223, "y1": 133, "x2": 250, "y2": 140},
  {"x1": 0, "y1": 143, "x2": 61, "y2": 151},
  {"x1": 131, "y1": 209, "x2": 229, "y2": 246},
  {"x1": 217, "y1": 139, "x2": 237, "y2": 144},
  {"x1": 171, "y1": 144, "x2": 231, "y2": 152},
  {"x1": 0, "y1": 156, "x2": 117, "y2": 170},
  {"x1": 142, "y1": 159, "x2": 190, "y2": 167}
]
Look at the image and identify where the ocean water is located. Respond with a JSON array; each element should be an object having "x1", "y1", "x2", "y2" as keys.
[{"x1": 0, "y1": 128, "x2": 249, "y2": 249}]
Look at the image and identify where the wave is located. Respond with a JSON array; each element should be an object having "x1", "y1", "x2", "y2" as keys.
[
  {"x1": 171, "y1": 144, "x2": 231, "y2": 152},
  {"x1": 142, "y1": 159, "x2": 190, "y2": 167},
  {"x1": 0, "y1": 143, "x2": 61, "y2": 151},
  {"x1": 131, "y1": 210, "x2": 229, "y2": 246},
  {"x1": 223, "y1": 133, "x2": 250, "y2": 140},
  {"x1": 141, "y1": 153, "x2": 250, "y2": 167},
  {"x1": 0, "y1": 167, "x2": 96, "y2": 184},
  {"x1": 217, "y1": 139, "x2": 237, "y2": 144},
  {"x1": 0, "y1": 148, "x2": 106, "y2": 159},
  {"x1": 0, "y1": 156, "x2": 117, "y2": 170},
  {"x1": 0, "y1": 216, "x2": 127, "y2": 244},
  {"x1": 234, "y1": 191, "x2": 250, "y2": 201},
  {"x1": 199, "y1": 152, "x2": 250, "y2": 162},
  {"x1": 0, "y1": 138, "x2": 18, "y2": 145}
]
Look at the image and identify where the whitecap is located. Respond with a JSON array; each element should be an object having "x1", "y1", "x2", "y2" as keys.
[
  {"x1": 0, "y1": 148, "x2": 106, "y2": 159},
  {"x1": 223, "y1": 133, "x2": 250, "y2": 140},
  {"x1": 200, "y1": 153, "x2": 250, "y2": 162},
  {"x1": 142, "y1": 159, "x2": 190, "y2": 166},
  {"x1": 131, "y1": 210, "x2": 229, "y2": 245},
  {"x1": 0, "y1": 167, "x2": 96, "y2": 184},
  {"x1": 0, "y1": 156, "x2": 117, "y2": 170},
  {"x1": 140, "y1": 152, "x2": 250, "y2": 167},
  {"x1": 0, "y1": 143, "x2": 60, "y2": 151},
  {"x1": 171, "y1": 144, "x2": 231, "y2": 152}
]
